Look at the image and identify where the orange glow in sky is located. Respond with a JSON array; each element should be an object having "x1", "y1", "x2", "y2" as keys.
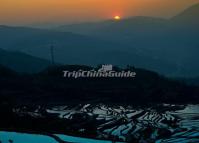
[{"x1": 0, "y1": 0, "x2": 199, "y2": 25}]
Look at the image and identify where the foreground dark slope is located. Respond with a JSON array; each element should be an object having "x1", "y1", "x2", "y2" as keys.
[
  {"x1": 0, "y1": 48, "x2": 51, "y2": 73},
  {"x1": 0, "y1": 65, "x2": 199, "y2": 143},
  {"x1": 0, "y1": 65, "x2": 198, "y2": 105}
]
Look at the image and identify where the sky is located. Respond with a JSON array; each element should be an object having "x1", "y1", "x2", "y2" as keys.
[{"x1": 0, "y1": 0, "x2": 199, "y2": 26}]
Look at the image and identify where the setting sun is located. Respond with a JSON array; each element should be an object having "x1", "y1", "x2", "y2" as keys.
[{"x1": 114, "y1": 16, "x2": 121, "y2": 20}]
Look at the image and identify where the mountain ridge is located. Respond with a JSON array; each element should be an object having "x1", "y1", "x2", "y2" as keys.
[
  {"x1": 0, "y1": 3, "x2": 199, "y2": 76},
  {"x1": 55, "y1": 3, "x2": 199, "y2": 77},
  {"x1": 0, "y1": 48, "x2": 51, "y2": 73}
]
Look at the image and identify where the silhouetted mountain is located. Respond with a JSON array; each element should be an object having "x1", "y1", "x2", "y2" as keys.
[
  {"x1": 0, "y1": 25, "x2": 123, "y2": 65},
  {"x1": 176, "y1": 77, "x2": 199, "y2": 86},
  {"x1": 172, "y1": 3, "x2": 199, "y2": 25},
  {"x1": 0, "y1": 65, "x2": 199, "y2": 104},
  {"x1": 1, "y1": 65, "x2": 199, "y2": 143},
  {"x1": 0, "y1": 25, "x2": 176, "y2": 75},
  {"x1": 1, "y1": 3, "x2": 199, "y2": 76},
  {"x1": 56, "y1": 3, "x2": 199, "y2": 77},
  {"x1": 57, "y1": 17, "x2": 168, "y2": 36},
  {"x1": 0, "y1": 64, "x2": 17, "y2": 77},
  {"x1": 0, "y1": 48, "x2": 51, "y2": 73}
]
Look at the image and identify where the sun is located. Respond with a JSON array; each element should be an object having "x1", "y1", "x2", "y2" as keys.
[{"x1": 114, "y1": 15, "x2": 121, "y2": 20}]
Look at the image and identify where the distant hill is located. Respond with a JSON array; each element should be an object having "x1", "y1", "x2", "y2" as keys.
[
  {"x1": 58, "y1": 3, "x2": 199, "y2": 33},
  {"x1": 56, "y1": 3, "x2": 199, "y2": 77},
  {"x1": 1, "y1": 3, "x2": 199, "y2": 76},
  {"x1": 57, "y1": 16, "x2": 168, "y2": 36},
  {"x1": 0, "y1": 48, "x2": 51, "y2": 73},
  {"x1": 171, "y1": 3, "x2": 199, "y2": 25},
  {"x1": 0, "y1": 25, "x2": 176, "y2": 75}
]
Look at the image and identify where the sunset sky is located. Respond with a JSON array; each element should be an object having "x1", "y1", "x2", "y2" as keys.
[{"x1": 0, "y1": 0, "x2": 199, "y2": 26}]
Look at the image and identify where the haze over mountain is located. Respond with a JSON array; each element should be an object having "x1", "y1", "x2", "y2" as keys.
[
  {"x1": 0, "y1": 3, "x2": 199, "y2": 77},
  {"x1": 0, "y1": 48, "x2": 51, "y2": 73},
  {"x1": 57, "y1": 3, "x2": 199, "y2": 33},
  {"x1": 0, "y1": 25, "x2": 175, "y2": 75},
  {"x1": 171, "y1": 3, "x2": 199, "y2": 25},
  {"x1": 56, "y1": 3, "x2": 199, "y2": 77}
]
